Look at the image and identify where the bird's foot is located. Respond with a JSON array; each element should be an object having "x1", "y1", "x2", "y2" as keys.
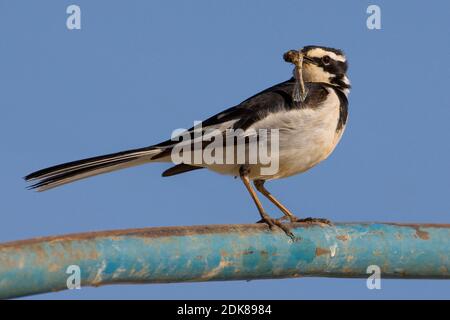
[
  {"x1": 257, "y1": 215, "x2": 331, "y2": 225},
  {"x1": 256, "y1": 216, "x2": 289, "y2": 223},
  {"x1": 257, "y1": 217, "x2": 297, "y2": 241},
  {"x1": 293, "y1": 217, "x2": 332, "y2": 225}
]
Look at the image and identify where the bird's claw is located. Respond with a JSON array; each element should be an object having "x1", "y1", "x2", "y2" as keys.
[
  {"x1": 257, "y1": 216, "x2": 332, "y2": 225},
  {"x1": 256, "y1": 215, "x2": 289, "y2": 224},
  {"x1": 294, "y1": 217, "x2": 332, "y2": 225},
  {"x1": 257, "y1": 217, "x2": 297, "y2": 241}
]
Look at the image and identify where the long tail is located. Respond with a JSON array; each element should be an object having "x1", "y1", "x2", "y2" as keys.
[{"x1": 25, "y1": 146, "x2": 164, "y2": 191}]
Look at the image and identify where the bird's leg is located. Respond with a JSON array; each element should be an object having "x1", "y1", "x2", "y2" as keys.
[
  {"x1": 239, "y1": 166, "x2": 295, "y2": 239},
  {"x1": 254, "y1": 180, "x2": 298, "y2": 222},
  {"x1": 254, "y1": 179, "x2": 332, "y2": 226}
]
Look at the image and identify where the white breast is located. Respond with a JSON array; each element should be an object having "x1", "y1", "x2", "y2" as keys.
[{"x1": 249, "y1": 87, "x2": 345, "y2": 180}]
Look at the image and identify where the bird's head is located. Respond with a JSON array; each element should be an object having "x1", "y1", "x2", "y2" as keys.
[{"x1": 300, "y1": 45, "x2": 350, "y2": 94}]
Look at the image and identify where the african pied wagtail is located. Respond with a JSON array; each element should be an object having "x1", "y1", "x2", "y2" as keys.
[{"x1": 25, "y1": 45, "x2": 350, "y2": 238}]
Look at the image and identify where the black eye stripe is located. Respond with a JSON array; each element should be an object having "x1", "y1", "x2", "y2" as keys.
[
  {"x1": 310, "y1": 57, "x2": 348, "y2": 75},
  {"x1": 312, "y1": 57, "x2": 322, "y2": 65}
]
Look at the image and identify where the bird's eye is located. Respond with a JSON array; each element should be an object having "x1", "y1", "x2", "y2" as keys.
[{"x1": 322, "y1": 56, "x2": 331, "y2": 65}]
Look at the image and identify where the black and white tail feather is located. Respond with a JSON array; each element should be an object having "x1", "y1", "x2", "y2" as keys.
[{"x1": 25, "y1": 147, "x2": 164, "y2": 191}]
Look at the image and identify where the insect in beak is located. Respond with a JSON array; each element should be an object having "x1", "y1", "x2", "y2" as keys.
[{"x1": 283, "y1": 50, "x2": 308, "y2": 102}]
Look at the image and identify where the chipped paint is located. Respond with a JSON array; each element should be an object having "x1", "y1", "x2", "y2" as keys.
[
  {"x1": 315, "y1": 247, "x2": 330, "y2": 257},
  {"x1": 329, "y1": 244, "x2": 337, "y2": 257},
  {"x1": 415, "y1": 229, "x2": 430, "y2": 240},
  {"x1": 92, "y1": 260, "x2": 107, "y2": 286},
  {"x1": 336, "y1": 235, "x2": 349, "y2": 241},
  {"x1": 200, "y1": 258, "x2": 232, "y2": 280}
]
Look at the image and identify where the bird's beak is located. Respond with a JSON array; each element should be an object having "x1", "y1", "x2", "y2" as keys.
[
  {"x1": 298, "y1": 47, "x2": 314, "y2": 65},
  {"x1": 283, "y1": 50, "x2": 316, "y2": 67},
  {"x1": 302, "y1": 55, "x2": 315, "y2": 65}
]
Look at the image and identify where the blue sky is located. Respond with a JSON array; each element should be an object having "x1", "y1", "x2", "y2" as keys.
[{"x1": 0, "y1": 0, "x2": 449, "y2": 299}]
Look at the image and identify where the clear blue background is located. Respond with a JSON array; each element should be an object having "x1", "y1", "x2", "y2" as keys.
[{"x1": 1, "y1": 0, "x2": 449, "y2": 299}]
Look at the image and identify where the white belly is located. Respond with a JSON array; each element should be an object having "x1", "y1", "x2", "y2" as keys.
[{"x1": 205, "y1": 88, "x2": 346, "y2": 180}]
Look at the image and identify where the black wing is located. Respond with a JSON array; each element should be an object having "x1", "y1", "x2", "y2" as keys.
[{"x1": 154, "y1": 77, "x2": 301, "y2": 149}]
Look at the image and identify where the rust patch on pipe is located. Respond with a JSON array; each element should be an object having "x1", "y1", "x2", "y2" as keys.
[
  {"x1": 384, "y1": 223, "x2": 446, "y2": 240},
  {"x1": 414, "y1": 228, "x2": 430, "y2": 240},
  {"x1": 336, "y1": 235, "x2": 349, "y2": 241},
  {"x1": 341, "y1": 267, "x2": 352, "y2": 273},
  {"x1": 220, "y1": 250, "x2": 229, "y2": 257},
  {"x1": 387, "y1": 223, "x2": 450, "y2": 229},
  {"x1": 315, "y1": 247, "x2": 331, "y2": 257},
  {"x1": 389, "y1": 224, "x2": 431, "y2": 240}
]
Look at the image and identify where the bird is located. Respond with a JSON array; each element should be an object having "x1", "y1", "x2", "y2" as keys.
[{"x1": 25, "y1": 45, "x2": 350, "y2": 238}]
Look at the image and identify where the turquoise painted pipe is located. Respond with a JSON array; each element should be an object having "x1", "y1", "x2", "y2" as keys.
[{"x1": 0, "y1": 222, "x2": 449, "y2": 298}]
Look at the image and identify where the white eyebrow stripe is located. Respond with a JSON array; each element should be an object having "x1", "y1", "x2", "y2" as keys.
[{"x1": 307, "y1": 48, "x2": 346, "y2": 62}]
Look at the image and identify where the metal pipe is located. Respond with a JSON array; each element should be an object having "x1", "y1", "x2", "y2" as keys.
[{"x1": 0, "y1": 222, "x2": 449, "y2": 298}]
